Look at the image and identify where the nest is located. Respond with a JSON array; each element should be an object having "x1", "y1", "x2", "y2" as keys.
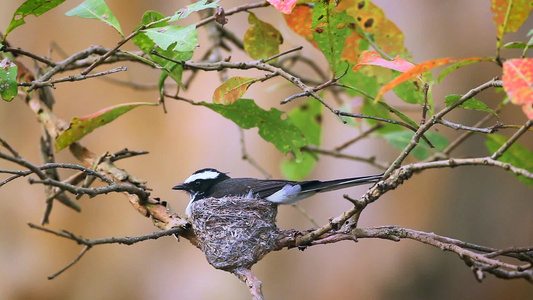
[{"x1": 189, "y1": 196, "x2": 281, "y2": 271}]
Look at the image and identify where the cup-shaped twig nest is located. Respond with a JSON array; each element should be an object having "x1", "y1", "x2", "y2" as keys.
[{"x1": 189, "y1": 196, "x2": 281, "y2": 272}]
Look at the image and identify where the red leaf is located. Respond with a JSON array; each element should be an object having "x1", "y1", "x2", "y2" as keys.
[
  {"x1": 268, "y1": 0, "x2": 298, "y2": 14},
  {"x1": 353, "y1": 50, "x2": 415, "y2": 72},
  {"x1": 503, "y1": 58, "x2": 533, "y2": 120}
]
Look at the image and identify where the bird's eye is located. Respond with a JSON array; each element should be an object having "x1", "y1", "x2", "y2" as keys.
[{"x1": 195, "y1": 181, "x2": 201, "y2": 186}]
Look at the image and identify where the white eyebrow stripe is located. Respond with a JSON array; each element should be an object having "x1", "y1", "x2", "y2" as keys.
[{"x1": 184, "y1": 170, "x2": 220, "y2": 183}]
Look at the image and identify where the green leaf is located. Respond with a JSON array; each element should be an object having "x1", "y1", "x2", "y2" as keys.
[
  {"x1": 312, "y1": 2, "x2": 348, "y2": 75},
  {"x1": 55, "y1": 102, "x2": 158, "y2": 151},
  {"x1": 485, "y1": 134, "x2": 533, "y2": 185},
  {"x1": 527, "y1": 30, "x2": 533, "y2": 46},
  {"x1": 199, "y1": 99, "x2": 308, "y2": 161},
  {"x1": 391, "y1": 70, "x2": 425, "y2": 105},
  {"x1": 4, "y1": 0, "x2": 66, "y2": 40},
  {"x1": 376, "y1": 101, "x2": 419, "y2": 129},
  {"x1": 65, "y1": 0, "x2": 123, "y2": 36},
  {"x1": 383, "y1": 130, "x2": 449, "y2": 160},
  {"x1": 132, "y1": 11, "x2": 193, "y2": 85},
  {"x1": 142, "y1": 25, "x2": 198, "y2": 52},
  {"x1": 502, "y1": 41, "x2": 528, "y2": 49},
  {"x1": 445, "y1": 94, "x2": 497, "y2": 116},
  {"x1": 170, "y1": 0, "x2": 220, "y2": 21},
  {"x1": 281, "y1": 100, "x2": 322, "y2": 180},
  {"x1": 340, "y1": 67, "x2": 380, "y2": 98},
  {"x1": 0, "y1": 58, "x2": 18, "y2": 102},
  {"x1": 282, "y1": 152, "x2": 317, "y2": 181},
  {"x1": 213, "y1": 77, "x2": 259, "y2": 104},
  {"x1": 243, "y1": 13, "x2": 283, "y2": 61},
  {"x1": 361, "y1": 99, "x2": 402, "y2": 134},
  {"x1": 287, "y1": 100, "x2": 322, "y2": 145},
  {"x1": 437, "y1": 58, "x2": 490, "y2": 83}
]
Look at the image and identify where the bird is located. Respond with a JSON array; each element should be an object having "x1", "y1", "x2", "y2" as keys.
[{"x1": 173, "y1": 168, "x2": 384, "y2": 217}]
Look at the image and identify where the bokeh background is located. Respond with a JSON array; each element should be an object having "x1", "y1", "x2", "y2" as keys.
[{"x1": 1, "y1": 0, "x2": 532, "y2": 299}]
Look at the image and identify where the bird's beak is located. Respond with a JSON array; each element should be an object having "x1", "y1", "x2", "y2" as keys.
[{"x1": 172, "y1": 184, "x2": 187, "y2": 191}]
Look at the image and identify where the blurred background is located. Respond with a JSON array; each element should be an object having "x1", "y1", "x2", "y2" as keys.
[{"x1": 1, "y1": 0, "x2": 532, "y2": 299}]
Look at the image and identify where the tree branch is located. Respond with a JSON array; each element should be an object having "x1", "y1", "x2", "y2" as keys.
[
  {"x1": 21, "y1": 66, "x2": 127, "y2": 91},
  {"x1": 195, "y1": 1, "x2": 271, "y2": 28},
  {"x1": 28, "y1": 223, "x2": 192, "y2": 279},
  {"x1": 278, "y1": 225, "x2": 533, "y2": 283},
  {"x1": 150, "y1": 49, "x2": 344, "y2": 119},
  {"x1": 386, "y1": 78, "x2": 503, "y2": 176},
  {"x1": 491, "y1": 119, "x2": 533, "y2": 160}
]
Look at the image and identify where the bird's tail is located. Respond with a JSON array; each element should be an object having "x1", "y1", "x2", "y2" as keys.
[{"x1": 300, "y1": 173, "x2": 383, "y2": 194}]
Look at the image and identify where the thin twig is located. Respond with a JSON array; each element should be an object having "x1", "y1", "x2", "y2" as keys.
[
  {"x1": 195, "y1": 1, "x2": 271, "y2": 28},
  {"x1": 28, "y1": 223, "x2": 191, "y2": 279},
  {"x1": 261, "y1": 46, "x2": 303, "y2": 64},
  {"x1": 303, "y1": 145, "x2": 389, "y2": 170},
  {"x1": 238, "y1": 127, "x2": 271, "y2": 179},
  {"x1": 151, "y1": 50, "x2": 343, "y2": 119},
  {"x1": 436, "y1": 118, "x2": 501, "y2": 133},
  {"x1": 407, "y1": 157, "x2": 533, "y2": 180},
  {"x1": 0, "y1": 137, "x2": 21, "y2": 157},
  {"x1": 28, "y1": 223, "x2": 189, "y2": 246},
  {"x1": 420, "y1": 83, "x2": 430, "y2": 124},
  {"x1": 22, "y1": 67, "x2": 127, "y2": 91},
  {"x1": 3, "y1": 46, "x2": 57, "y2": 66},
  {"x1": 33, "y1": 46, "x2": 107, "y2": 83},
  {"x1": 334, "y1": 124, "x2": 383, "y2": 151},
  {"x1": 291, "y1": 204, "x2": 319, "y2": 227},
  {"x1": 48, "y1": 245, "x2": 91, "y2": 280},
  {"x1": 386, "y1": 78, "x2": 503, "y2": 176},
  {"x1": 491, "y1": 119, "x2": 533, "y2": 160},
  {"x1": 81, "y1": 26, "x2": 146, "y2": 75},
  {"x1": 441, "y1": 111, "x2": 497, "y2": 155},
  {"x1": 280, "y1": 66, "x2": 347, "y2": 104},
  {"x1": 28, "y1": 177, "x2": 150, "y2": 200},
  {"x1": 337, "y1": 111, "x2": 434, "y2": 146}
]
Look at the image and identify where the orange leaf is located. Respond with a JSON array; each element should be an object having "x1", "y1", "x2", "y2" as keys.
[
  {"x1": 268, "y1": 0, "x2": 298, "y2": 14},
  {"x1": 491, "y1": 0, "x2": 533, "y2": 39},
  {"x1": 336, "y1": 0, "x2": 409, "y2": 59},
  {"x1": 374, "y1": 57, "x2": 482, "y2": 102},
  {"x1": 353, "y1": 50, "x2": 415, "y2": 72},
  {"x1": 503, "y1": 58, "x2": 533, "y2": 120},
  {"x1": 283, "y1": 5, "x2": 316, "y2": 46}
]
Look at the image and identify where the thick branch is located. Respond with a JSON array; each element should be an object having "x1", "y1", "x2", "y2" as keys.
[{"x1": 277, "y1": 226, "x2": 533, "y2": 283}]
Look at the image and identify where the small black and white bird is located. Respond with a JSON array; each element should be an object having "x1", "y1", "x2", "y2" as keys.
[{"x1": 173, "y1": 168, "x2": 383, "y2": 217}]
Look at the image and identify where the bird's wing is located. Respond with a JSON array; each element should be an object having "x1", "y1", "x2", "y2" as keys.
[
  {"x1": 248, "y1": 179, "x2": 307, "y2": 199},
  {"x1": 206, "y1": 178, "x2": 299, "y2": 199}
]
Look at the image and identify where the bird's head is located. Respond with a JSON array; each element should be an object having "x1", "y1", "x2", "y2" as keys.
[{"x1": 172, "y1": 168, "x2": 230, "y2": 200}]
